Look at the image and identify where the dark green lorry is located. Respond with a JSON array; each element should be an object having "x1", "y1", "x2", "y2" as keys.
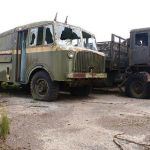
[
  {"x1": 97, "y1": 28, "x2": 150, "y2": 99},
  {"x1": 0, "y1": 21, "x2": 107, "y2": 101}
]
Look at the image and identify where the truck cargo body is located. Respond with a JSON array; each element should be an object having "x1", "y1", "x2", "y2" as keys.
[{"x1": 97, "y1": 34, "x2": 128, "y2": 86}]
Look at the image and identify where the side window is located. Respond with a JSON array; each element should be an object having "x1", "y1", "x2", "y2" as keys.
[
  {"x1": 135, "y1": 33, "x2": 148, "y2": 46},
  {"x1": 29, "y1": 28, "x2": 38, "y2": 46},
  {"x1": 37, "y1": 27, "x2": 44, "y2": 46},
  {"x1": 44, "y1": 25, "x2": 54, "y2": 45},
  {"x1": 18, "y1": 30, "x2": 28, "y2": 49},
  {"x1": 82, "y1": 31, "x2": 96, "y2": 50}
]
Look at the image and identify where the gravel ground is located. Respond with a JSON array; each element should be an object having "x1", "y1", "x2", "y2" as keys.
[{"x1": 0, "y1": 88, "x2": 150, "y2": 150}]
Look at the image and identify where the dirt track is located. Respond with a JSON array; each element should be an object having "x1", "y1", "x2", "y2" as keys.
[{"x1": 1, "y1": 88, "x2": 150, "y2": 150}]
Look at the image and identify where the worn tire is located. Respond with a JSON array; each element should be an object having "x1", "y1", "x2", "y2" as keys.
[
  {"x1": 70, "y1": 86, "x2": 91, "y2": 96},
  {"x1": 125, "y1": 73, "x2": 149, "y2": 99},
  {"x1": 30, "y1": 71, "x2": 58, "y2": 101}
]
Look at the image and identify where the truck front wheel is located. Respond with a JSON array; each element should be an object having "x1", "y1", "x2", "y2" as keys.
[
  {"x1": 30, "y1": 71, "x2": 58, "y2": 101},
  {"x1": 70, "y1": 86, "x2": 91, "y2": 96},
  {"x1": 125, "y1": 74, "x2": 149, "y2": 99}
]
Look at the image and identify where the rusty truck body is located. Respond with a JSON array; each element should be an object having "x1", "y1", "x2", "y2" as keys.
[
  {"x1": 0, "y1": 21, "x2": 106, "y2": 101},
  {"x1": 97, "y1": 28, "x2": 150, "y2": 99}
]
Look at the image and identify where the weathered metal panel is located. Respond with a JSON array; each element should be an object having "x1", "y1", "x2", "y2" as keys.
[
  {"x1": 25, "y1": 48, "x2": 70, "y2": 82},
  {"x1": 0, "y1": 32, "x2": 16, "y2": 82},
  {"x1": 0, "y1": 64, "x2": 12, "y2": 81},
  {"x1": 0, "y1": 54, "x2": 12, "y2": 63},
  {"x1": 129, "y1": 30, "x2": 150, "y2": 66},
  {"x1": 0, "y1": 32, "x2": 17, "y2": 51}
]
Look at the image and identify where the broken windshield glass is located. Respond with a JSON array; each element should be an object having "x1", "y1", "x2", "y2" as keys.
[
  {"x1": 55, "y1": 24, "x2": 81, "y2": 47},
  {"x1": 82, "y1": 31, "x2": 97, "y2": 50}
]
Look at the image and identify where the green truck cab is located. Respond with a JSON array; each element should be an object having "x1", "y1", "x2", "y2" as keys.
[{"x1": 0, "y1": 21, "x2": 106, "y2": 101}]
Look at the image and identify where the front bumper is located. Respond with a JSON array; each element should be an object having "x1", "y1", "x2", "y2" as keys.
[{"x1": 67, "y1": 72, "x2": 107, "y2": 79}]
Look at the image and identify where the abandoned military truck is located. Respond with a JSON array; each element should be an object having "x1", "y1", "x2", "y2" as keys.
[
  {"x1": 97, "y1": 28, "x2": 150, "y2": 99},
  {"x1": 0, "y1": 21, "x2": 107, "y2": 101}
]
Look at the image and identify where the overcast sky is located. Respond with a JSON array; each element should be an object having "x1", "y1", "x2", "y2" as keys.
[{"x1": 0, "y1": 0, "x2": 150, "y2": 41}]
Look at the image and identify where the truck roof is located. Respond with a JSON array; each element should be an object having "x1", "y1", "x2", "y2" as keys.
[
  {"x1": 130, "y1": 27, "x2": 150, "y2": 33},
  {"x1": 0, "y1": 21, "x2": 95, "y2": 38}
]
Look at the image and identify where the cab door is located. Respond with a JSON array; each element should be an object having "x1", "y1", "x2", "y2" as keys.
[
  {"x1": 16, "y1": 30, "x2": 28, "y2": 82},
  {"x1": 133, "y1": 32, "x2": 149, "y2": 65}
]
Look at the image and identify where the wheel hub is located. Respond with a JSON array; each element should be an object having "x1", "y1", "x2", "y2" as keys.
[
  {"x1": 35, "y1": 79, "x2": 48, "y2": 96},
  {"x1": 132, "y1": 81, "x2": 144, "y2": 95}
]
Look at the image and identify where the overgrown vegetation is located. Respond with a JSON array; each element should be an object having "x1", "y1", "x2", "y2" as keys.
[{"x1": 0, "y1": 110, "x2": 10, "y2": 140}]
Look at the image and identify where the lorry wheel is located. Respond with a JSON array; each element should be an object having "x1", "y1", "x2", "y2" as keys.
[
  {"x1": 125, "y1": 74, "x2": 149, "y2": 99},
  {"x1": 70, "y1": 86, "x2": 91, "y2": 96},
  {"x1": 30, "y1": 71, "x2": 58, "y2": 101}
]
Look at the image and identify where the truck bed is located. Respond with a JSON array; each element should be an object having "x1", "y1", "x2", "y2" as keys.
[{"x1": 97, "y1": 34, "x2": 129, "y2": 71}]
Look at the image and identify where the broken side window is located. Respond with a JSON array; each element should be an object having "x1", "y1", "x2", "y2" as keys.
[
  {"x1": 37, "y1": 27, "x2": 44, "y2": 46},
  {"x1": 135, "y1": 33, "x2": 148, "y2": 46},
  {"x1": 82, "y1": 31, "x2": 97, "y2": 50},
  {"x1": 55, "y1": 25, "x2": 81, "y2": 47},
  {"x1": 44, "y1": 25, "x2": 54, "y2": 45},
  {"x1": 29, "y1": 28, "x2": 38, "y2": 46},
  {"x1": 71, "y1": 28, "x2": 81, "y2": 46}
]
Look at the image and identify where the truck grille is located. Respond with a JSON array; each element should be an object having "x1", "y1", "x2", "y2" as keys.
[{"x1": 74, "y1": 51, "x2": 105, "y2": 73}]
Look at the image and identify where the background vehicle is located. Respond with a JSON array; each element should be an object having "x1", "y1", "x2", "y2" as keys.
[
  {"x1": 97, "y1": 28, "x2": 150, "y2": 99},
  {"x1": 0, "y1": 21, "x2": 107, "y2": 101}
]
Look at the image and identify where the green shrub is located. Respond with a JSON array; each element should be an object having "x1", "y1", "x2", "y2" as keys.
[{"x1": 0, "y1": 112, "x2": 10, "y2": 140}]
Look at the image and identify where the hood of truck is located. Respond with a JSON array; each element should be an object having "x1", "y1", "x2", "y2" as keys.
[{"x1": 54, "y1": 44, "x2": 105, "y2": 57}]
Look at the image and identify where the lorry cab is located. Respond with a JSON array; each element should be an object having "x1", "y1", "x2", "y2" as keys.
[{"x1": 130, "y1": 28, "x2": 150, "y2": 66}]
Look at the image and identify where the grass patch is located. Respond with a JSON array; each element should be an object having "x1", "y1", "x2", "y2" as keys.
[{"x1": 0, "y1": 111, "x2": 10, "y2": 140}]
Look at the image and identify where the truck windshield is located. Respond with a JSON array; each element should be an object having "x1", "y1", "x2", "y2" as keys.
[
  {"x1": 82, "y1": 31, "x2": 97, "y2": 50},
  {"x1": 55, "y1": 24, "x2": 97, "y2": 51},
  {"x1": 55, "y1": 24, "x2": 82, "y2": 47}
]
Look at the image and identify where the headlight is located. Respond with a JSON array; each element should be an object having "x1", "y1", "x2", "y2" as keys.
[{"x1": 68, "y1": 51, "x2": 74, "y2": 59}]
